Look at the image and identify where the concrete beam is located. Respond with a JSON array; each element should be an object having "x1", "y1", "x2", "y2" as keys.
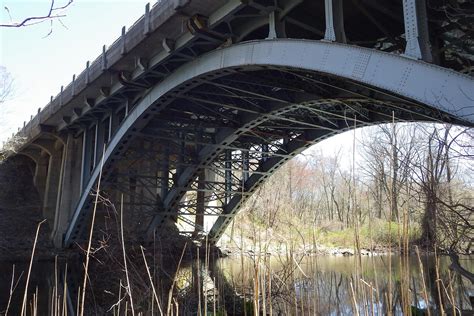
[
  {"x1": 96, "y1": 118, "x2": 106, "y2": 163},
  {"x1": 43, "y1": 147, "x2": 64, "y2": 227},
  {"x1": 81, "y1": 127, "x2": 93, "y2": 191},
  {"x1": 33, "y1": 155, "x2": 49, "y2": 205}
]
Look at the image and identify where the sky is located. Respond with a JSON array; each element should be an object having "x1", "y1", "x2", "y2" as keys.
[
  {"x1": 0, "y1": 0, "x2": 358, "y2": 155},
  {"x1": 0, "y1": 0, "x2": 152, "y2": 142}
]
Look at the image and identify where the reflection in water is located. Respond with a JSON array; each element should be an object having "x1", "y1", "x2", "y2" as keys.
[
  {"x1": 0, "y1": 254, "x2": 472, "y2": 314},
  {"x1": 209, "y1": 254, "x2": 473, "y2": 315}
]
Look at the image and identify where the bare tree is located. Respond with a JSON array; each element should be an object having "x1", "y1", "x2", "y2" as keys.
[
  {"x1": 0, "y1": 66, "x2": 14, "y2": 153},
  {"x1": 417, "y1": 125, "x2": 474, "y2": 284},
  {"x1": 409, "y1": 124, "x2": 473, "y2": 253},
  {"x1": 0, "y1": 67, "x2": 26, "y2": 160},
  {"x1": 316, "y1": 151, "x2": 343, "y2": 222},
  {"x1": 416, "y1": 127, "x2": 446, "y2": 247},
  {"x1": 360, "y1": 124, "x2": 416, "y2": 222}
]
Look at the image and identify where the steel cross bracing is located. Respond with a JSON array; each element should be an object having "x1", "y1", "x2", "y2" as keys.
[{"x1": 63, "y1": 57, "x2": 469, "y2": 247}]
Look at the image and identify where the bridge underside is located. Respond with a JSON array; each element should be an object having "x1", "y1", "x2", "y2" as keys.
[
  {"x1": 64, "y1": 59, "x2": 470, "y2": 247},
  {"x1": 7, "y1": 0, "x2": 472, "y2": 249}
]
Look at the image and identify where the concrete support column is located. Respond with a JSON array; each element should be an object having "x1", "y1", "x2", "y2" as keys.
[
  {"x1": 52, "y1": 133, "x2": 83, "y2": 247},
  {"x1": 43, "y1": 148, "x2": 64, "y2": 226},
  {"x1": 80, "y1": 129, "x2": 88, "y2": 193},
  {"x1": 111, "y1": 108, "x2": 120, "y2": 135},
  {"x1": 81, "y1": 126, "x2": 95, "y2": 190},
  {"x1": 204, "y1": 168, "x2": 217, "y2": 232},
  {"x1": 106, "y1": 115, "x2": 112, "y2": 144},
  {"x1": 33, "y1": 153, "x2": 49, "y2": 205},
  {"x1": 402, "y1": 0, "x2": 432, "y2": 61},
  {"x1": 324, "y1": 0, "x2": 346, "y2": 43},
  {"x1": 96, "y1": 118, "x2": 106, "y2": 164},
  {"x1": 195, "y1": 167, "x2": 218, "y2": 234},
  {"x1": 91, "y1": 123, "x2": 98, "y2": 170}
]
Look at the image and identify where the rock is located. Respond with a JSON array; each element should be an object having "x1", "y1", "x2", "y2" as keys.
[
  {"x1": 331, "y1": 248, "x2": 354, "y2": 256},
  {"x1": 360, "y1": 249, "x2": 371, "y2": 256}
]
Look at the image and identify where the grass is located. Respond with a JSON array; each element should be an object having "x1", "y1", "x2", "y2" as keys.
[
  {"x1": 226, "y1": 210, "x2": 421, "y2": 252},
  {"x1": 317, "y1": 220, "x2": 420, "y2": 249}
]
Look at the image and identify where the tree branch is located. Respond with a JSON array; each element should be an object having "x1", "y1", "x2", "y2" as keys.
[
  {"x1": 448, "y1": 251, "x2": 474, "y2": 285},
  {"x1": 0, "y1": 0, "x2": 72, "y2": 28}
]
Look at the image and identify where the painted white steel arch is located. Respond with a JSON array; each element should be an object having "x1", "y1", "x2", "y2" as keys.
[{"x1": 64, "y1": 39, "x2": 474, "y2": 246}]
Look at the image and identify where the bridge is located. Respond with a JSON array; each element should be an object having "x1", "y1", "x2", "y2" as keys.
[{"x1": 3, "y1": 0, "x2": 473, "y2": 248}]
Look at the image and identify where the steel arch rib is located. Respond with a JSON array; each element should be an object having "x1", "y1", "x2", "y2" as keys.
[{"x1": 64, "y1": 39, "x2": 474, "y2": 247}]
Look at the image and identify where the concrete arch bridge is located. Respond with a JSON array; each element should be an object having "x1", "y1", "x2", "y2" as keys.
[{"x1": 4, "y1": 0, "x2": 473, "y2": 248}]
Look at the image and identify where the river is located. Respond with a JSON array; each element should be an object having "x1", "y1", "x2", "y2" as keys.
[{"x1": 1, "y1": 254, "x2": 473, "y2": 315}]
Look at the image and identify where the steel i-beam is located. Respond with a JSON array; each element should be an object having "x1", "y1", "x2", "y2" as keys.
[
  {"x1": 402, "y1": 0, "x2": 432, "y2": 61},
  {"x1": 324, "y1": 0, "x2": 346, "y2": 43}
]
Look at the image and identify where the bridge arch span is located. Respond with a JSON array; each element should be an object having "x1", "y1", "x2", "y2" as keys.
[{"x1": 64, "y1": 39, "x2": 474, "y2": 247}]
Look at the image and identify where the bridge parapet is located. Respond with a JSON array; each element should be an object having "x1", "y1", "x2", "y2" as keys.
[{"x1": 7, "y1": 0, "x2": 197, "y2": 147}]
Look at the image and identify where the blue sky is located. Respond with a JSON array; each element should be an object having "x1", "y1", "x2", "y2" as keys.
[
  {"x1": 0, "y1": 0, "x2": 356, "y2": 156},
  {"x1": 0, "y1": 0, "x2": 151, "y2": 141}
]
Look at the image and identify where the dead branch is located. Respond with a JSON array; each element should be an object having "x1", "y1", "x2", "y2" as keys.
[
  {"x1": 448, "y1": 251, "x2": 474, "y2": 285},
  {"x1": 0, "y1": 0, "x2": 73, "y2": 28}
]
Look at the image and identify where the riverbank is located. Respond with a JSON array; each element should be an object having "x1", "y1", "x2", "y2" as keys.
[
  {"x1": 216, "y1": 217, "x2": 412, "y2": 258},
  {"x1": 219, "y1": 243, "x2": 395, "y2": 257}
]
